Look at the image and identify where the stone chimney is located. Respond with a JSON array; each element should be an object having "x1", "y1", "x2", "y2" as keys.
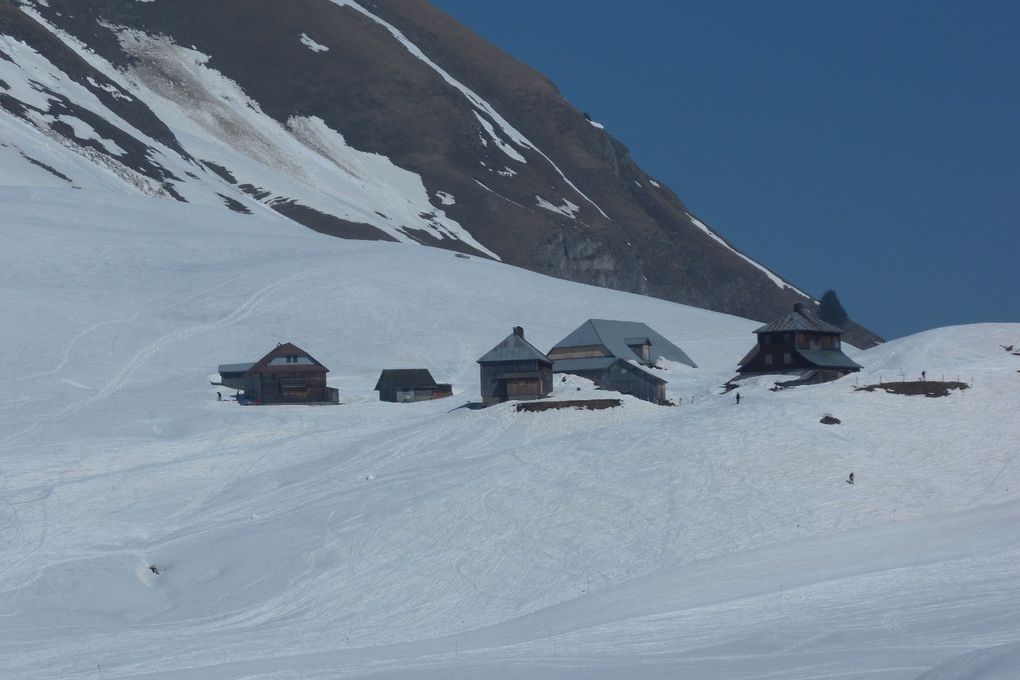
[{"x1": 513, "y1": 325, "x2": 525, "y2": 339}]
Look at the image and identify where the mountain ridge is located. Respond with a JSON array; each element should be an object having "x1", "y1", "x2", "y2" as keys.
[{"x1": 0, "y1": 0, "x2": 881, "y2": 344}]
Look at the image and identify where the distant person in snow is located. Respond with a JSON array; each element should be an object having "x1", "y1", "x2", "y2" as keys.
[
  {"x1": 217, "y1": 391, "x2": 222, "y2": 401},
  {"x1": 847, "y1": 472, "x2": 855, "y2": 485},
  {"x1": 735, "y1": 392, "x2": 741, "y2": 404},
  {"x1": 921, "y1": 370, "x2": 927, "y2": 381}
]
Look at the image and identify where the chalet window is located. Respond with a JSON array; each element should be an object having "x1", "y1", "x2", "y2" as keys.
[
  {"x1": 784, "y1": 333, "x2": 792, "y2": 343},
  {"x1": 783, "y1": 353, "x2": 792, "y2": 365},
  {"x1": 763, "y1": 334, "x2": 771, "y2": 345},
  {"x1": 764, "y1": 353, "x2": 773, "y2": 367}
]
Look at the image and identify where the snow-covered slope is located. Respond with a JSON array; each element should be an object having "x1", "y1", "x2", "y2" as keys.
[{"x1": 0, "y1": 186, "x2": 1017, "y2": 679}]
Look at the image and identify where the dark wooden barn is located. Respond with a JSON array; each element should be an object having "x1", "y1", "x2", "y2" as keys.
[
  {"x1": 547, "y1": 319, "x2": 694, "y2": 404},
  {"x1": 737, "y1": 303, "x2": 862, "y2": 383},
  {"x1": 374, "y1": 369, "x2": 451, "y2": 402},
  {"x1": 477, "y1": 326, "x2": 553, "y2": 407},
  {"x1": 236, "y1": 342, "x2": 339, "y2": 404}
]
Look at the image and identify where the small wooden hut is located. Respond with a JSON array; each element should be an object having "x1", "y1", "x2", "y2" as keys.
[
  {"x1": 477, "y1": 326, "x2": 553, "y2": 407},
  {"x1": 374, "y1": 369, "x2": 451, "y2": 402}
]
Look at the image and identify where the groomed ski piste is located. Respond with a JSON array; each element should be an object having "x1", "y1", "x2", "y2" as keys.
[{"x1": 1, "y1": 186, "x2": 1018, "y2": 679}]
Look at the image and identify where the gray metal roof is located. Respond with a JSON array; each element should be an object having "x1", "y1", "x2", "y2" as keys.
[
  {"x1": 550, "y1": 319, "x2": 697, "y2": 368},
  {"x1": 552, "y1": 357, "x2": 617, "y2": 373},
  {"x1": 755, "y1": 306, "x2": 844, "y2": 334},
  {"x1": 477, "y1": 332, "x2": 552, "y2": 364},
  {"x1": 218, "y1": 362, "x2": 255, "y2": 374},
  {"x1": 374, "y1": 369, "x2": 437, "y2": 391},
  {"x1": 613, "y1": 358, "x2": 668, "y2": 383},
  {"x1": 796, "y1": 349, "x2": 863, "y2": 370}
]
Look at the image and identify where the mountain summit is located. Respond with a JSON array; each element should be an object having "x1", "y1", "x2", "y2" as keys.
[{"x1": 0, "y1": 0, "x2": 879, "y2": 344}]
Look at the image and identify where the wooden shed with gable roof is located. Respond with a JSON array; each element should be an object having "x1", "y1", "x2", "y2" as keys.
[
  {"x1": 374, "y1": 369, "x2": 451, "y2": 402},
  {"x1": 240, "y1": 342, "x2": 339, "y2": 404},
  {"x1": 477, "y1": 326, "x2": 553, "y2": 407}
]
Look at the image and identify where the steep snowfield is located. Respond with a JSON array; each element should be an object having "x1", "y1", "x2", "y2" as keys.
[
  {"x1": 1, "y1": 14, "x2": 496, "y2": 255},
  {"x1": 0, "y1": 186, "x2": 1018, "y2": 679}
]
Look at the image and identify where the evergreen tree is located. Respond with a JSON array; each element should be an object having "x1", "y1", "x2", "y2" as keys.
[{"x1": 818, "y1": 290, "x2": 848, "y2": 327}]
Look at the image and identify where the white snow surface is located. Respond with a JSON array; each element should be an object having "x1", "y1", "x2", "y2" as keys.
[
  {"x1": 299, "y1": 33, "x2": 330, "y2": 53},
  {"x1": 0, "y1": 184, "x2": 1018, "y2": 679},
  {"x1": 535, "y1": 195, "x2": 581, "y2": 219}
]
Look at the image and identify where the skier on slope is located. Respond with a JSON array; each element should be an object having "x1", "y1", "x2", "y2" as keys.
[{"x1": 847, "y1": 472, "x2": 855, "y2": 485}]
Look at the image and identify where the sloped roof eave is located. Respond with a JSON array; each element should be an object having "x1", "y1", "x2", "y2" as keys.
[
  {"x1": 795, "y1": 349, "x2": 863, "y2": 370},
  {"x1": 244, "y1": 343, "x2": 329, "y2": 375},
  {"x1": 477, "y1": 333, "x2": 552, "y2": 364},
  {"x1": 374, "y1": 369, "x2": 438, "y2": 390}
]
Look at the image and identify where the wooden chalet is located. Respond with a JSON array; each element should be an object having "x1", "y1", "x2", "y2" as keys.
[
  {"x1": 374, "y1": 369, "x2": 452, "y2": 403},
  {"x1": 477, "y1": 326, "x2": 553, "y2": 407},
  {"x1": 547, "y1": 319, "x2": 696, "y2": 404},
  {"x1": 228, "y1": 342, "x2": 339, "y2": 404},
  {"x1": 737, "y1": 303, "x2": 862, "y2": 383}
]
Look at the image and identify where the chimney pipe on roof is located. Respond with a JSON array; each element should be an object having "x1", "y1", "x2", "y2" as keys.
[
  {"x1": 793, "y1": 302, "x2": 804, "y2": 314},
  {"x1": 513, "y1": 326, "x2": 525, "y2": 339}
]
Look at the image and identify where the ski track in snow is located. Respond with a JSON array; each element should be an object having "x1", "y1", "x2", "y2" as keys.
[{"x1": 0, "y1": 265, "x2": 335, "y2": 451}]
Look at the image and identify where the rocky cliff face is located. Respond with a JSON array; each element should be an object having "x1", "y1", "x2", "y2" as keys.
[{"x1": 0, "y1": 0, "x2": 881, "y2": 345}]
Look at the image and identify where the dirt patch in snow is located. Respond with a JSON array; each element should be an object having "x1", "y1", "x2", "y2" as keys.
[{"x1": 854, "y1": 381, "x2": 969, "y2": 398}]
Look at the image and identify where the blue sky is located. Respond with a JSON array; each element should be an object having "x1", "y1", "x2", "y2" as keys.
[{"x1": 432, "y1": 0, "x2": 1018, "y2": 339}]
